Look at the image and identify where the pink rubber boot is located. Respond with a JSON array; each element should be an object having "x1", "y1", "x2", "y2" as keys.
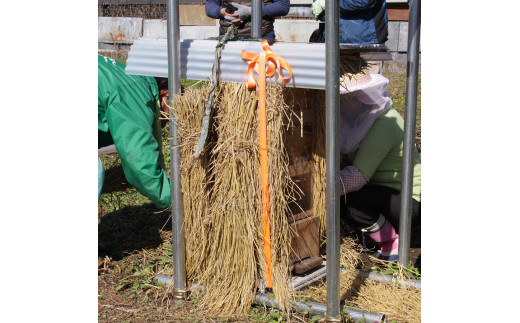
[{"x1": 362, "y1": 215, "x2": 399, "y2": 262}]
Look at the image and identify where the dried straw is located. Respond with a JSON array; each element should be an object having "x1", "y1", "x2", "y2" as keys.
[
  {"x1": 265, "y1": 84, "x2": 299, "y2": 313},
  {"x1": 173, "y1": 84, "x2": 214, "y2": 280},
  {"x1": 172, "y1": 81, "x2": 299, "y2": 316},
  {"x1": 295, "y1": 238, "x2": 421, "y2": 323},
  {"x1": 311, "y1": 89, "x2": 327, "y2": 241}
]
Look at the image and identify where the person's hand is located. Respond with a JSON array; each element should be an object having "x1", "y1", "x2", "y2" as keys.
[
  {"x1": 311, "y1": 0, "x2": 325, "y2": 19},
  {"x1": 230, "y1": 2, "x2": 251, "y2": 21},
  {"x1": 220, "y1": 6, "x2": 242, "y2": 25}
]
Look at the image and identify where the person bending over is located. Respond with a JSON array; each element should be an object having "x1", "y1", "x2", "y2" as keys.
[
  {"x1": 338, "y1": 71, "x2": 421, "y2": 261},
  {"x1": 98, "y1": 54, "x2": 171, "y2": 209}
]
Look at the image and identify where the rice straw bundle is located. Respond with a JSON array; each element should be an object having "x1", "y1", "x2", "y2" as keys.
[
  {"x1": 172, "y1": 82, "x2": 298, "y2": 316},
  {"x1": 194, "y1": 82, "x2": 261, "y2": 315},
  {"x1": 264, "y1": 84, "x2": 298, "y2": 313},
  {"x1": 173, "y1": 84, "x2": 214, "y2": 279},
  {"x1": 311, "y1": 90, "x2": 327, "y2": 240}
]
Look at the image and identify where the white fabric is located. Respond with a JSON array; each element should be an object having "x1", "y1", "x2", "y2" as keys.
[{"x1": 339, "y1": 74, "x2": 392, "y2": 154}]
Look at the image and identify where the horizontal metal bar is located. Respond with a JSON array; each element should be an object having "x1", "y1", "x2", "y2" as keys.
[
  {"x1": 254, "y1": 293, "x2": 386, "y2": 322},
  {"x1": 357, "y1": 270, "x2": 421, "y2": 289},
  {"x1": 155, "y1": 275, "x2": 385, "y2": 322}
]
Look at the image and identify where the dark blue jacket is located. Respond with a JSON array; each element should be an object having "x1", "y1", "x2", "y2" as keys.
[
  {"x1": 205, "y1": 0, "x2": 290, "y2": 43},
  {"x1": 317, "y1": 0, "x2": 388, "y2": 44}
]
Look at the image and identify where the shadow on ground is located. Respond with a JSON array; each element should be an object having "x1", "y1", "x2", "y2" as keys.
[{"x1": 98, "y1": 203, "x2": 171, "y2": 261}]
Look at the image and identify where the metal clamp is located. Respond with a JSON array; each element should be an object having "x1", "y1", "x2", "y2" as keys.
[
  {"x1": 323, "y1": 316, "x2": 342, "y2": 323},
  {"x1": 172, "y1": 288, "x2": 188, "y2": 300}
]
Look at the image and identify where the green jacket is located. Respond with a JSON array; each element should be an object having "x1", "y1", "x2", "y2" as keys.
[
  {"x1": 98, "y1": 55, "x2": 171, "y2": 209},
  {"x1": 347, "y1": 108, "x2": 421, "y2": 202}
]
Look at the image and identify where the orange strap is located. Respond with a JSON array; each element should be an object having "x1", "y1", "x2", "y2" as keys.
[{"x1": 240, "y1": 41, "x2": 292, "y2": 288}]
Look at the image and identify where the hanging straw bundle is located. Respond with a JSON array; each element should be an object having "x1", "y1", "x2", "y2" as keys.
[
  {"x1": 193, "y1": 82, "x2": 261, "y2": 315},
  {"x1": 173, "y1": 83, "x2": 214, "y2": 279},
  {"x1": 264, "y1": 84, "x2": 300, "y2": 313},
  {"x1": 172, "y1": 81, "x2": 298, "y2": 316}
]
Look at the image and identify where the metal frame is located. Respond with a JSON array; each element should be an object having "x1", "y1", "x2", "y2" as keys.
[
  {"x1": 166, "y1": 0, "x2": 187, "y2": 299},
  {"x1": 162, "y1": 0, "x2": 421, "y2": 318},
  {"x1": 324, "y1": 0, "x2": 340, "y2": 320},
  {"x1": 398, "y1": 0, "x2": 421, "y2": 266}
]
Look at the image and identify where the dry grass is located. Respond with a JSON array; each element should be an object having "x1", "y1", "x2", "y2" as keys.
[{"x1": 296, "y1": 238, "x2": 421, "y2": 323}]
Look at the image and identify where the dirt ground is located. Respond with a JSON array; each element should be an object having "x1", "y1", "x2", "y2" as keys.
[{"x1": 98, "y1": 187, "x2": 420, "y2": 322}]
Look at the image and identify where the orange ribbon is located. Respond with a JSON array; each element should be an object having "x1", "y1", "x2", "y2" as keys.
[{"x1": 240, "y1": 40, "x2": 292, "y2": 288}]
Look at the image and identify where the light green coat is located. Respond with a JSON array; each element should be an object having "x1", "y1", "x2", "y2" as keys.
[{"x1": 347, "y1": 108, "x2": 421, "y2": 202}]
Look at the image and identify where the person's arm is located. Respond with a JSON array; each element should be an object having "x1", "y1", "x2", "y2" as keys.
[
  {"x1": 205, "y1": 0, "x2": 224, "y2": 19},
  {"x1": 339, "y1": 165, "x2": 367, "y2": 195},
  {"x1": 351, "y1": 113, "x2": 401, "y2": 182},
  {"x1": 105, "y1": 86, "x2": 172, "y2": 209},
  {"x1": 225, "y1": 0, "x2": 290, "y2": 21},
  {"x1": 339, "y1": 0, "x2": 379, "y2": 13},
  {"x1": 263, "y1": 0, "x2": 290, "y2": 18}
]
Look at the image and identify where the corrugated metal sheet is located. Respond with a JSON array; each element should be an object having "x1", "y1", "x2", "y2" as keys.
[{"x1": 125, "y1": 38, "x2": 389, "y2": 90}]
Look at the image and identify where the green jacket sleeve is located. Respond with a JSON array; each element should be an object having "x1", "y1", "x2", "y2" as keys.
[
  {"x1": 105, "y1": 85, "x2": 172, "y2": 209},
  {"x1": 98, "y1": 55, "x2": 171, "y2": 209}
]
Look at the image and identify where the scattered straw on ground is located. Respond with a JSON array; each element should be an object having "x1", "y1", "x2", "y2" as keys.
[{"x1": 296, "y1": 238, "x2": 421, "y2": 323}]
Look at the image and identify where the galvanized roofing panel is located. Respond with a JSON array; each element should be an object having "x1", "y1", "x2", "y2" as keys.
[{"x1": 125, "y1": 38, "x2": 389, "y2": 90}]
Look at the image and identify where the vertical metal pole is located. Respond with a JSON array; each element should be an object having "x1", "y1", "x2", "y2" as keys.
[
  {"x1": 398, "y1": 0, "x2": 421, "y2": 266},
  {"x1": 166, "y1": 0, "x2": 187, "y2": 298},
  {"x1": 325, "y1": 0, "x2": 340, "y2": 320},
  {"x1": 251, "y1": 0, "x2": 262, "y2": 39}
]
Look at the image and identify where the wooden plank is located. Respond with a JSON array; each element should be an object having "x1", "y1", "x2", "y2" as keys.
[
  {"x1": 289, "y1": 215, "x2": 320, "y2": 265},
  {"x1": 288, "y1": 160, "x2": 313, "y2": 178},
  {"x1": 388, "y1": 8, "x2": 409, "y2": 21},
  {"x1": 287, "y1": 209, "x2": 313, "y2": 224},
  {"x1": 289, "y1": 172, "x2": 313, "y2": 214},
  {"x1": 291, "y1": 256, "x2": 323, "y2": 274}
]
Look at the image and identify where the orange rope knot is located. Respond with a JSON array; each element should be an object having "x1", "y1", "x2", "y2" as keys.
[
  {"x1": 240, "y1": 40, "x2": 293, "y2": 89},
  {"x1": 240, "y1": 40, "x2": 293, "y2": 289}
]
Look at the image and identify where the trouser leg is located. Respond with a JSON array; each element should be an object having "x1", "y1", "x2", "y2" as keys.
[
  {"x1": 340, "y1": 185, "x2": 421, "y2": 261},
  {"x1": 340, "y1": 185, "x2": 421, "y2": 234}
]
